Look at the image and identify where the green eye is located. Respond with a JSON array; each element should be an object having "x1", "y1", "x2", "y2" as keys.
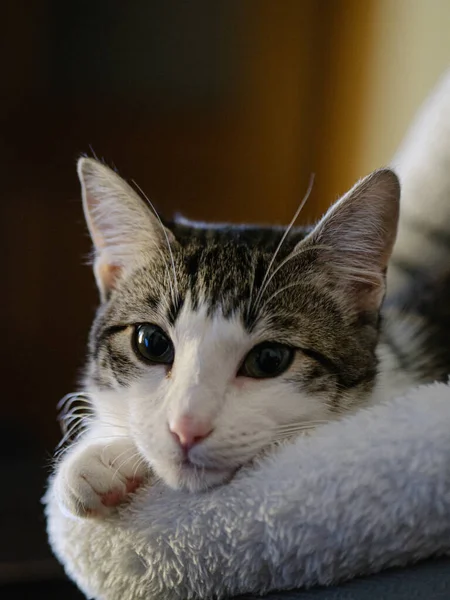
[
  {"x1": 239, "y1": 343, "x2": 295, "y2": 379},
  {"x1": 134, "y1": 324, "x2": 174, "y2": 365}
]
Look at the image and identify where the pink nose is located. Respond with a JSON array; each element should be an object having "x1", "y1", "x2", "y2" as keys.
[{"x1": 169, "y1": 416, "x2": 213, "y2": 449}]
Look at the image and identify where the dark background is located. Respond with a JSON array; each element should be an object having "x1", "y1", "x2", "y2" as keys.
[{"x1": 2, "y1": 0, "x2": 448, "y2": 596}]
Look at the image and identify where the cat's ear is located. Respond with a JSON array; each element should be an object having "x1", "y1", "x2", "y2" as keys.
[
  {"x1": 78, "y1": 157, "x2": 176, "y2": 301},
  {"x1": 299, "y1": 168, "x2": 400, "y2": 312}
]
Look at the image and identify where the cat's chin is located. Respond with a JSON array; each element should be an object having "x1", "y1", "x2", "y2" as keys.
[{"x1": 155, "y1": 461, "x2": 235, "y2": 493}]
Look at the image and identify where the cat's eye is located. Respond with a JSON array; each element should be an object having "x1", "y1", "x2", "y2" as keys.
[
  {"x1": 239, "y1": 343, "x2": 295, "y2": 379},
  {"x1": 133, "y1": 324, "x2": 174, "y2": 365}
]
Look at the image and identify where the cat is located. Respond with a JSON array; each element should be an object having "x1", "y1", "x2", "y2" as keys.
[{"x1": 52, "y1": 157, "x2": 438, "y2": 519}]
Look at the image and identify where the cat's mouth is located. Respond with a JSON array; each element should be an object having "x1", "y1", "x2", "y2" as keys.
[
  {"x1": 180, "y1": 458, "x2": 227, "y2": 475},
  {"x1": 173, "y1": 458, "x2": 238, "y2": 492}
]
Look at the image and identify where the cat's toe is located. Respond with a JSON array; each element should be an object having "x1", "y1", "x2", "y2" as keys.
[{"x1": 99, "y1": 477, "x2": 143, "y2": 507}]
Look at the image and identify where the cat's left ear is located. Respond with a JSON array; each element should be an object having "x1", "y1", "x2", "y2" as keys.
[
  {"x1": 78, "y1": 157, "x2": 177, "y2": 302},
  {"x1": 298, "y1": 168, "x2": 400, "y2": 312}
]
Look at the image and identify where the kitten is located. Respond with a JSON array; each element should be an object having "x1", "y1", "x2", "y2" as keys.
[{"x1": 53, "y1": 158, "x2": 426, "y2": 518}]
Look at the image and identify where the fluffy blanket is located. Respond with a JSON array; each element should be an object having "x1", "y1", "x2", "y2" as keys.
[{"x1": 45, "y1": 382, "x2": 450, "y2": 599}]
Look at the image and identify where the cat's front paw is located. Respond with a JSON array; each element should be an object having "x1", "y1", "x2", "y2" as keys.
[{"x1": 53, "y1": 439, "x2": 149, "y2": 518}]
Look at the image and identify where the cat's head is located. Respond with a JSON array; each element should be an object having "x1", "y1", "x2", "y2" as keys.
[{"x1": 78, "y1": 158, "x2": 399, "y2": 491}]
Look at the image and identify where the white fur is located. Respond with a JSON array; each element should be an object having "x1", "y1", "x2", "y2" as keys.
[{"x1": 45, "y1": 381, "x2": 450, "y2": 599}]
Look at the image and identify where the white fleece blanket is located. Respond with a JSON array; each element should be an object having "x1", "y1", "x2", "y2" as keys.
[{"x1": 45, "y1": 382, "x2": 450, "y2": 599}]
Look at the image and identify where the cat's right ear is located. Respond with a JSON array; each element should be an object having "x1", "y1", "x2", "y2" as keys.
[{"x1": 78, "y1": 158, "x2": 177, "y2": 302}]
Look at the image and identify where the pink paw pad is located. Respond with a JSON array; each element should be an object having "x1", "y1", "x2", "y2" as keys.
[
  {"x1": 100, "y1": 478, "x2": 143, "y2": 507},
  {"x1": 101, "y1": 489, "x2": 126, "y2": 507},
  {"x1": 125, "y1": 477, "x2": 142, "y2": 494}
]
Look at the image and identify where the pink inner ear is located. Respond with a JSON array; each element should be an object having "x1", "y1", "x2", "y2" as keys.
[{"x1": 97, "y1": 262, "x2": 122, "y2": 292}]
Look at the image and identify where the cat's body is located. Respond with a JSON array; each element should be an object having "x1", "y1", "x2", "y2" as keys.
[
  {"x1": 51, "y1": 155, "x2": 448, "y2": 519},
  {"x1": 45, "y1": 70, "x2": 450, "y2": 600}
]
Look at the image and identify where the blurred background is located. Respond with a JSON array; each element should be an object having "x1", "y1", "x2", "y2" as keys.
[{"x1": 2, "y1": 0, "x2": 450, "y2": 597}]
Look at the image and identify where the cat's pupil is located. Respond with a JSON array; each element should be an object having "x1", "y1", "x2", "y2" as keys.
[
  {"x1": 145, "y1": 331, "x2": 168, "y2": 355},
  {"x1": 258, "y1": 347, "x2": 283, "y2": 373},
  {"x1": 134, "y1": 324, "x2": 174, "y2": 364},
  {"x1": 240, "y1": 343, "x2": 295, "y2": 379}
]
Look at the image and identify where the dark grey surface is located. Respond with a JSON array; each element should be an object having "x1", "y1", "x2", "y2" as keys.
[
  {"x1": 237, "y1": 558, "x2": 450, "y2": 599},
  {"x1": 3, "y1": 560, "x2": 450, "y2": 600}
]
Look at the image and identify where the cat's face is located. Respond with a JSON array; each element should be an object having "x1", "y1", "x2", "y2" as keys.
[{"x1": 78, "y1": 159, "x2": 400, "y2": 491}]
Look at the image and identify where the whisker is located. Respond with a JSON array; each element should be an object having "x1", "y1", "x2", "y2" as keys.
[
  {"x1": 57, "y1": 392, "x2": 80, "y2": 409},
  {"x1": 273, "y1": 432, "x2": 313, "y2": 442},
  {"x1": 273, "y1": 427, "x2": 317, "y2": 437},
  {"x1": 57, "y1": 392, "x2": 131, "y2": 435},
  {"x1": 60, "y1": 405, "x2": 92, "y2": 416},
  {"x1": 53, "y1": 430, "x2": 131, "y2": 462},
  {"x1": 273, "y1": 426, "x2": 318, "y2": 434},
  {"x1": 246, "y1": 257, "x2": 257, "y2": 320},
  {"x1": 54, "y1": 435, "x2": 132, "y2": 458},
  {"x1": 59, "y1": 411, "x2": 92, "y2": 425},
  {"x1": 252, "y1": 174, "x2": 315, "y2": 313},
  {"x1": 110, "y1": 447, "x2": 136, "y2": 469},
  {"x1": 255, "y1": 243, "x2": 329, "y2": 312},
  {"x1": 272, "y1": 426, "x2": 319, "y2": 440},
  {"x1": 132, "y1": 456, "x2": 148, "y2": 480},
  {"x1": 100, "y1": 442, "x2": 116, "y2": 464},
  {"x1": 273, "y1": 426, "x2": 325, "y2": 436},
  {"x1": 111, "y1": 451, "x2": 142, "y2": 483},
  {"x1": 262, "y1": 281, "x2": 305, "y2": 307},
  {"x1": 59, "y1": 404, "x2": 94, "y2": 417},
  {"x1": 56, "y1": 419, "x2": 91, "y2": 449},
  {"x1": 58, "y1": 408, "x2": 93, "y2": 426},
  {"x1": 59, "y1": 412, "x2": 93, "y2": 431},
  {"x1": 258, "y1": 248, "x2": 381, "y2": 313},
  {"x1": 124, "y1": 190, "x2": 176, "y2": 305},
  {"x1": 60, "y1": 414, "x2": 93, "y2": 430},
  {"x1": 132, "y1": 180, "x2": 179, "y2": 305},
  {"x1": 275, "y1": 419, "x2": 330, "y2": 431},
  {"x1": 56, "y1": 392, "x2": 92, "y2": 412}
]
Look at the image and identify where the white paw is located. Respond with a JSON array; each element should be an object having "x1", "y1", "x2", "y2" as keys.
[{"x1": 53, "y1": 439, "x2": 149, "y2": 518}]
